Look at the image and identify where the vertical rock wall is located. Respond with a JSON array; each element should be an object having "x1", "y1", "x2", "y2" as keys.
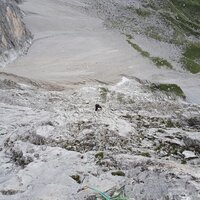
[{"x1": 0, "y1": 0, "x2": 32, "y2": 67}]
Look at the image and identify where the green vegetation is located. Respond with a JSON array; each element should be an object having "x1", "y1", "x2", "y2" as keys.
[
  {"x1": 161, "y1": 12, "x2": 199, "y2": 38},
  {"x1": 110, "y1": 1, "x2": 200, "y2": 74},
  {"x1": 155, "y1": 143, "x2": 164, "y2": 151},
  {"x1": 166, "y1": 119, "x2": 175, "y2": 128},
  {"x1": 133, "y1": 1, "x2": 199, "y2": 44},
  {"x1": 150, "y1": 83, "x2": 185, "y2": 98},
  {"x1": 135, "y1": 8, "x2": 151, "y2": 17},
  {"x1": 117, "y1": 93, "x2": 125, "y2": 103},
  {"x1": 111, "y1": 171, "x2": 125, "y2": 176},
  {"x1": 184, "y1": 44, "x2": 200, "y2": 60},
  {"x1": 155, "y1": 142, "x2": 183, "y2": 157},
  {"x1": 95, "y1": 151, "x2": 104, "y2": 159},
  {"x1": 127, "y1": 39, "x2": 150, "y2": 57},
  {"x1": 182, "y1": 43, "x2": 200, "y2": 74},
  {"x1": 125, "y1": 6, "x2": 151, "y2": 18},
  {"x1": 126, "y1": 36, "x2": 173, "y2": 69},
  {"x1": 151, "y1": 57, "x2": 173, "y2": 69},
  {"x1": 170, "y1": 0, "x2": 200, "y2": 27},
  {"x1": 181, "y1": 160, "x2": 187, "y2": 164},
  {"x1": 140, "y1": 152, "x2": 151, "y2": 157},
  {"x1": 109, "y1": 20, "x2": 124, "y2": 29},
  {"x1": 71, "y1": 175, "x2": 81, "y2": 184},
  {"x1": 125, "y1": 0, "x2": 200, "y2": 43},
  {"x1": 99, "y1": 87, "x2": 109, "y2": 102},
  {"x1": 144, "y1": 1, "x2": 200, "y2": 72},
  {"x1": 158, "y1": 0, "x2": 200, "y2": 41},
  {"x1": 126, "y1": 34, "x2": 132, "y2": 40},
  {"x1": 163, "y1": 0, "x2": 200, "y2": 44},
  {"x1": 104, "y1": 0, "x2": 200, "y2": 88},
  {"x1": 145, "y1": 27, "x2": 162, "y2": 41}
]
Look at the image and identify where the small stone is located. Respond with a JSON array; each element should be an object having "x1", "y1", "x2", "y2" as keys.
[
  {"x1": 182, "y1": 151, "x2": 197, "y2": 159},
  {"x1": 27, "y1": 149, "x2": 35, "y2": 154},
  {"x1": 25, "y1": 156, "x2": 34, "y2": 164},
  {"x1": 34, "y1": 153, "x2": 39, "y2": 159}
]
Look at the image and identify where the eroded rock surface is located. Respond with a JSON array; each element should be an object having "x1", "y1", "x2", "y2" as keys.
[{"x1": 0, "y1": 74, "x2": 200, "y2": 199}]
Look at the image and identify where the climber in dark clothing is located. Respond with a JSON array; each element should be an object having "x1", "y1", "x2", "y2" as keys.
[{"x1": 95, "y1": 104, "x2": 102, "y2": 111}]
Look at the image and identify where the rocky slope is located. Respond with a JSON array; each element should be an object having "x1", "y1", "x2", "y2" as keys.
[
  {"x1": 0, "y1": 74, "x2": 200, "y2": 199},
  {"x1": 0, "y1": 0, "x2": 200, "y2": 199},
  {"x1": 0, "y1": 0, "x2": 32, "y2": 67}
]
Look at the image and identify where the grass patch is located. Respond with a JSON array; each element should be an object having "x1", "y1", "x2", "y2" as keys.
[
  {"x1": 145, "y1": 27, "x2": 162, "y2": 41},
  {"x1": 150, "y1": 83, "x2": 185, "y2": 98},
  {"x1": 151, "y1": 57, "x2": 173, "y2": 69},
  {"x1": 111, "y1": 171, "x2": 125, "y2": 176},
  {"x1": 170, "y1": 0, "x2": 200, "y2": 27},
  {"x1": 155, "y1": 142, "x2": 183, "y2": 157},
  {"x1": 126, "y1": 36, "x2": 173, "y2": 69},
  {"x1": 99, "y1": 87, "x2": 109, "y2": 102},
  {"x1": 117, "y1": 93, "x2": 125, "y2": 104},
  {"x1": 181, "y1": 160, "x2": 187, "y2": 164},
  {"x1": 95, "y1": 152, "x2": 104, "y2": 159},
  {"x1": 127, "y1": 39, "x2": 150, "y2": 57},
  {"x1": 126, "y1": 34, "x2": 132, "y2": 40},
  {"x1": 135, "y1": 8, "x2": 151, "y2": 17},
  {"x1": 182, "y1": 43, "x2": 200, "y2": 74},
  {"x1": 132, "y1": 0, "x2": 199, "y2": 43},
  {"x1": 184, "y1": 44, "x2": 200, "y2": 59},
  {"x1": 111, "y1": 0, "x2": 200, "y2": 46},
  {"x1": 145, "y1": 0, "x2": 199, "y2": 43},
  {"x1": 161, "y1": 12, "x2": 199, "y2": 38},
  {"x1": 140, "y1": 152, "x2": 151, "y2": 157},
  {"x1": 161, "y1": 0, "x2": 200, "y2": 42},
  {"x1": 166, "y1": 119, "x2": 175, "y2": 128},
  {"x1": 182, "y1": 58, "x2": 200, "y2": 74},
  {"x1": 71, "y1": 175, "x2": 81, "y2": 184},
  {"x1": 155, "y1": 143, "x2": 165, "y2": 151}
]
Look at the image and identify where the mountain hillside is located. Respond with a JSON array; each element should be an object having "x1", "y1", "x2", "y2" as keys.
[
  {"x1": 86, "y1": 0, "x2": 200, "y2": 74},
  {"x1": 84, "y1": 0, "x2": 200, "y2": 104},
  {"x1": 0, "y1": 0, "x2": 200, "y2": 200}
]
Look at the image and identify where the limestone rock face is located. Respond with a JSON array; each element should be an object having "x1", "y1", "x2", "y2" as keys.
[{"x1": 0, "y1": 0, "x2": 32, "y2": 67}]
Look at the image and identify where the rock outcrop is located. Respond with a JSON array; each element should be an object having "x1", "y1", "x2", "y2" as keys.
[{"x1": 0, "y1": 0, "x2": 32, "y2": 67}]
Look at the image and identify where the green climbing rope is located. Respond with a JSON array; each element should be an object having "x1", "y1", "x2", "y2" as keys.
[
  {"x1": 87, "y1": 186, "x2": 128, "y2": 200},
  {"x1": 87, "y1": 186, "x2": 112, "y2": 200}
]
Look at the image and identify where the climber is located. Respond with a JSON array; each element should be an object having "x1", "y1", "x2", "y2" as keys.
[{"x1": 95, "y1": 104, "x2": 102, "y2": 111}]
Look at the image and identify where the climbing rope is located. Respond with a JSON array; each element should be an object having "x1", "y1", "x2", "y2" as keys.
[{"x1": 78, "y1": 186, "x2": 128, "y2": 200}]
